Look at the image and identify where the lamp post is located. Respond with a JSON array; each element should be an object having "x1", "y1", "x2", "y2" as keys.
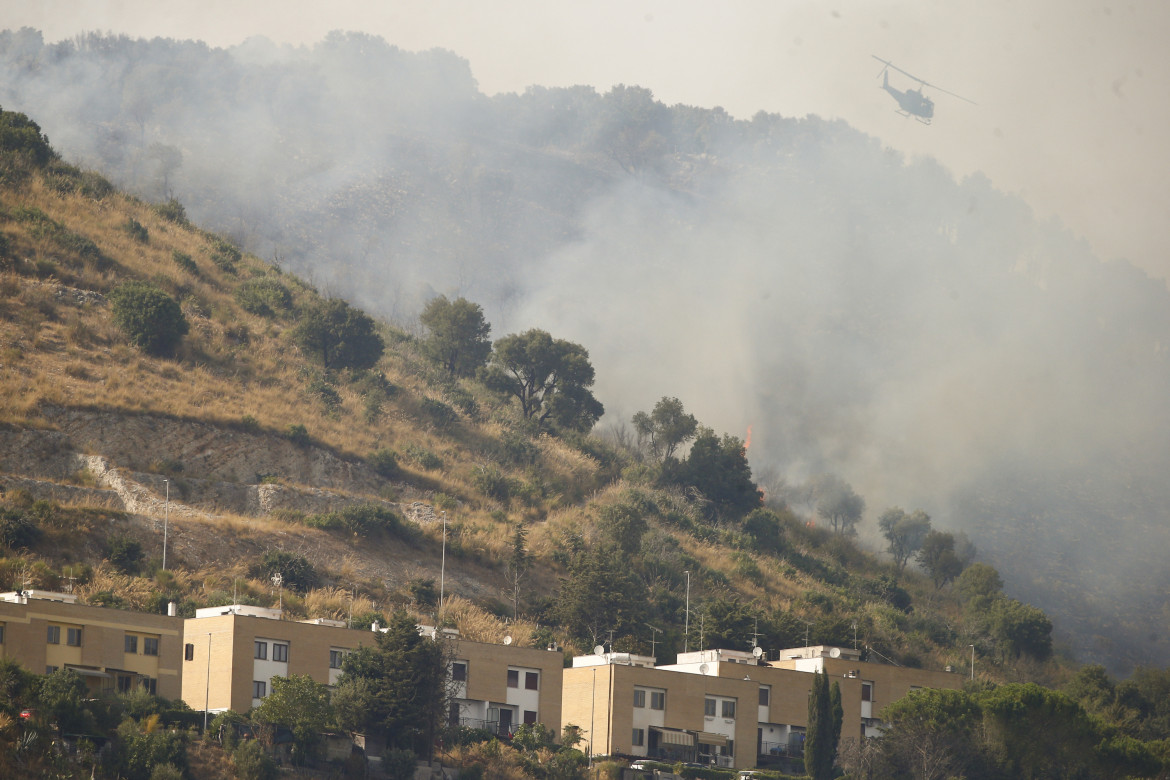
[
  {"x1": 684, "y1": 570, "x2": 691, "y2": 653},
  {"x1": 439, "y1": 511, "x2": 447, "y2": 611},
  {"x1": 203, "y1": 632, "x2": 212, "y2": 730},
  {"x1": 969, "y1": 644, "x2": 975, "y2": 680},
  {"x1": 162, "y1": 478, "x2": 170, "y2": 570}
]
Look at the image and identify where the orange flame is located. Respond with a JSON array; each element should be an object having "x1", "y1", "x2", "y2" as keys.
[{"x1": 744, "y1": 425, "x2": 752, "y2": 451}]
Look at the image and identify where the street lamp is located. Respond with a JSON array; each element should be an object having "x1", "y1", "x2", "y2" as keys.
[
  {"x1": 162, "y1": 478, "x2": 170, "y2": 570},
  {"x1": 684, "y1": 570, "x2": 691, "y2": 653},
  {"x1": 968, "y1": 644, "x2": 975, "y2": 680},
  {"x1": 439, "y1": 511, "x2": 447, "y2": 611}
]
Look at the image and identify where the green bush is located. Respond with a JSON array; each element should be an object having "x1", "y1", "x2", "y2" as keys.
[
  {"x1": 0, "y1": 507, "x2": 40, "y2": 549},
  {"x1": 171, "y1": 250, "x2": 198, "y2": 275},
  {"x1": 107, "y1": 534, "x2": 145, "y2": 574},
  {"x1": 152, "y1": 199, "x2": 189, "y2": 226},
  {"x1": 304, "y1": 504, "x2": 416, "y2": 541},
  {"x1": 368, "y1": 448, "x2": 399, "y2": 478},
  {"x1": 108, "y1": 280, "x2": 189, "y2": 357},
  {"x1": 232, "y1": 738, "x2": 278, "y2": 780},
  {"x1": 235, "y1": 278, "x2": 293, "y2": 317},
  {"x1": 286, "y1": 424, "x2": 310, "y2": 446},
  {"x1": 122, "y1": 218, "x2": 149, "y2": 243},
  {"x1": 403, "y1": 443, "x2": 443, "y2": 471},
  {"x1": 253, "y1": 550, "x2": 318, "y2": 592},
  {"x1": 420, "y1": 397, "x2": 458, "y2": 429}
]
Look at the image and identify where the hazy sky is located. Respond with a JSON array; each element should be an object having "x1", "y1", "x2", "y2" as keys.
[{"x1": 6, "y1": 0, "x2": 1170, "y2": 279}]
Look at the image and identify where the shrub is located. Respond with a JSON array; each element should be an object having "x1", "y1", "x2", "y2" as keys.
[
  {"x1": 286, "y1": 424, "x2": 310, "y2": 446},
  {"x1": 403, "y1": 443, "x2": 443, "y2": 471},
  {"x1": 171, "y1": 250, "x2": 197, "y2": 275},
  {"x1": 122, "y1": 218, "x2": 149, "y2": 243},
  {"x1": 0, "y1": 507, "x2": 40, "y2": 549},
  {"x1": 471, "y1": 465, "x2": 511, "y2": 503},
  {"x1": 108, "y1": 280, "x2": 189, "y2": 357},
  {"x1": 253, "y1": 550, "x2": 318, "y2": 592},
  {"x1": 368, "y1": 449, "x2": 399, "y2": 478},
  {"x1": 209, "y1": 238, "x2": 241, "y2": 273},
  {"x1": 235, "y1": 278, "x2": 293, "y2": 317},
  {"x1": 304, "y1": 504, "x2": 415, "y2": 541},
  {"x1": 232, "y1": 739, "x2": 278, "y2": 780},
  {"x1": 108, "y1": 534, "x2": 145, "y2": 574},
  {"x1": 152, "y1": 199, "x2": 189, "y2": 225},
  {"x1": 306, "y1": 376, "x2": 342, "y2": 414},
  {"x1": 420, "y1": 397, "x2": 458, "y2": 429}
]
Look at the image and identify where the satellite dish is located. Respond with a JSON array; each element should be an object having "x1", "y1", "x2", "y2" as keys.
[
  {"x1": 593, "y1": 645, "x2": 605, "y2": 656},
  {"x1": 752, "y1": 646, "x2": 764, "y2": 658},
  {"x1": 829, "y1": 647, "x2": 841, "y2": 658},
  {"x1": 699, "y1": 663, "x2": 709, "y2": 675},
  {"x1": 503, "y1": 635, "x2": 513, "y2": 646}
]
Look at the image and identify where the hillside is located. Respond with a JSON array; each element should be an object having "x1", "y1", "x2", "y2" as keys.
[{"x1": 0, "y1": 107, "x2": 1078, "y2": 690}]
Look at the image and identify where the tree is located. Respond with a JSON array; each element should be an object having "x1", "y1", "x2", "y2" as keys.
[
  {"x1": 956, "y1": 562, "x2": 1003, "y2": 608},
  {"x1": 632, "y1": 397, "x2": 698, "y2": 461},
  {"x1": 109, "y1": 281, "x2": 189, "y2": 357},
  {"x1": 916, "y1": 531, "x2": 964, "y2": 589},
  {"x1": 333, "y1": 610, "x2": 447, "y2": 757},
  {"x1": 876, "y1": 688, "x2": 984, "y2": 780},
  {"x1": 253, "y1": 674, "x2": 333, "y2": 765},
  {"x1": 505, "y1": 521, "x2": 532, "y2": 619},
  {"x1": 742, "y1": 507, "x2": 787, "y2": 554},
  {"x1": 420, "y1": 295, "x2": 492, "y2": 377},
  {"x1": 555, "y1": 548, "x2": 649, "y2": 645},
  {"x1": 877, "y1": 508, "x2": 932, "y2": 573},
  {"x1": 482, "y1": 329, "x2": 603, "y2": 432},
  {"x1": 987, "y1": 598, "x2": 1053, "y2": 661},
  {"x1": 667, "y1": 427, "x2": 762, "y2": 519},
  {"x1": 805, "y1": 671, "x2": 842, "y2": 780},
  {"x1": 811, "y1": 474, "x2": 865, "y2": 535},
  {"x1": 291, "y1": 298, "x2": 384, "y2": 371}
]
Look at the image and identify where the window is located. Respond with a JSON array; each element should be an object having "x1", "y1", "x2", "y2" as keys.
[
  {"x1": 255, "y1": 641, "x2": 268, "y2": 660},
  {"x1": 650, "y1": 691, "x2": 665, "y2": 710},
  {"x1": 525, "y1": 671, "x2": 539, "y2": 690},
  {"x1": 633, "y1": 689, "x2": 647, "y2": 708},
  {"x1": 47, "y1": 625, "x2": 60, "y2": 644},
  {"x1": 125, "y1": 635, "x2": 138, "y2": 654},
  {"x1": 117, "y1": 674, "x2": 134, "y2": 693},
  {"x1": 66, "y1": 628, "x2": 82, "y2": 647},
  {"x1": 861, "y1": 682, "x2": 873, "y2": 702},
  {"x1": 704, "y1": 698, "x2": 716, "y2": 716},
  {"x1": 185, "y1": 643, "x2": 195, "y2": 661},
  {"x1": 144, "y1": 637, "x2": 159, "y2": 656},
  {"x1": 524, "y1": 710, "x2": 537, "y2": 725},
  {"x1": 253, "y1": 681, "x2": 266, "y2": 699},
  {"x1": 452, "y1": 662, "x2": 467, "y2": 681},
  {"x1": 330, "y1": 649, "x2": 347, "y2": 669},
  {"x1": 722, "y1": 700, "x2": 736, "y2": 719},
  {"x1": 46, "y1": 665, "x2": 59, "y2": 674},
  {"x1": 143, "y1": 677, "x2": 157, "y2": 695},
  {"x1": 0, "y1": 624, "x2": 5, "y2": 643},
  {"x1": 632, "y1": 728, "x2": 645, "y2": 747},
  {"x1": 272, "y1": 643, "x2": 288, "y2": 662},
  {"x1": 507, "y1": 669, "x2": 519, "y2": 688},
  {"x1": 759, "y1": 686, "x2": 770, "y2": 706}
]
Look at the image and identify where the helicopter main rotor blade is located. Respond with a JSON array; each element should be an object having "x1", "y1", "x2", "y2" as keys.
[{"x1": 870, "y1": 55, "x2": 977, "y2": 105}]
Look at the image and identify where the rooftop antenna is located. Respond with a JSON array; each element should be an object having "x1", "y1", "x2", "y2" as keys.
[
  {"x1": 606, "y1": 628, "x2": 616, "y2": 653},
  {"x1": 348, "y1": 587, "x2": 355, "y2": 629},
  {"x1": 804, "y1": 620, "x2": 813, "y2": 648},
  {"x1": 699, "y1": 613, "x2": 705, "y2": 650},
  {"x1": 748, "y1": 616, "x2": 762, "y2": 651},
  {"x1": 646, "y1": 623, "x2": 662, "y2": 659},
  {"x1": 63, "y1": 567, "x2": 77, "y2": 594}
]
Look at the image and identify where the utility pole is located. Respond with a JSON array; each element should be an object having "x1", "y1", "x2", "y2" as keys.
[
  {"x1": 646, "y1": 623, "x2": 662, "y2": 659},
  {"x1": 969, "y1": 644, "x2": 975, "y2": 680}
]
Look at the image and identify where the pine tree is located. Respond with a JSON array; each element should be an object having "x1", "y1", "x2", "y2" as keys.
[{"x1": 805, "y1": 670, "x2": 842, "y2": 780}]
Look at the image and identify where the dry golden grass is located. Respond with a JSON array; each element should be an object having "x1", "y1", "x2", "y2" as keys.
[{"x1": 439, "y1": 595, "x2": 540, "y2": 646}]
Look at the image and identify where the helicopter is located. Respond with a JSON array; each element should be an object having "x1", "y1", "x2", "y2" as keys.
[{"x1": 872, "y1": 55, "x2": 975, "y2": 124}]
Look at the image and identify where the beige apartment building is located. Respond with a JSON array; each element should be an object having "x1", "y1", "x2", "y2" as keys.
[
  {"x1": 563, "y1": 646, "x2": 963, "y2": 770},
  {"x1": 0, "y1": 590, "x2": 184, "y2": 699},
  {"x1": 180, "y1": 604, "x2": 378, "y2": 714},
  {"x1": 181, "y1": 604, "x2": 565, "y2": 736}
]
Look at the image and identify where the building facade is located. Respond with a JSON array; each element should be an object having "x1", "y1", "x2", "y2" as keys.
[
  {"x1": 0, "y1": 590, "x2": 184, "y2": 699},
  {"x1": 563, "y1": 646, "x2": 963, "y2": 770},
  {"x1": 447, "y1": 637, "x2": 565, "y2": 737}
]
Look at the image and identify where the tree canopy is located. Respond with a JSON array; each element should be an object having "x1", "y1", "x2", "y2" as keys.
[
  {"x1": 420, "y1": 295, "x2": 492, "y2": 377},
  {"x1": 878, "y1": 507, "x2": 932, "y2": 573},
  {"x1": 482, "y1": 329, "x2": 604, "y2": 432},
  {"x1": 253, "y1": 674, "x2": 333, "y2": 765},
  {"x1": 665, "y1": 426, "x2": 762, "y2": 518},
  {"x1": 632, "y1": 396, "x2": 698, "y2": 461},
  {"x1": 291, "y1": 298, "x2": 385, "y2": 371},
  {"x1": 916, "y1": 530, "x2": 964, "y2": 590},
  {"x1": 333, "y1": 610, "x2": 448, "y2": 757},
  {"x1": 811, "y1": 474, "x2": 865, "y2": 535}
]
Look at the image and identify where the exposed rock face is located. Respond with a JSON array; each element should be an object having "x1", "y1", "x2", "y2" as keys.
[{"x1": 0, "y1": 407, "x2": 404, "y2": 519}]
